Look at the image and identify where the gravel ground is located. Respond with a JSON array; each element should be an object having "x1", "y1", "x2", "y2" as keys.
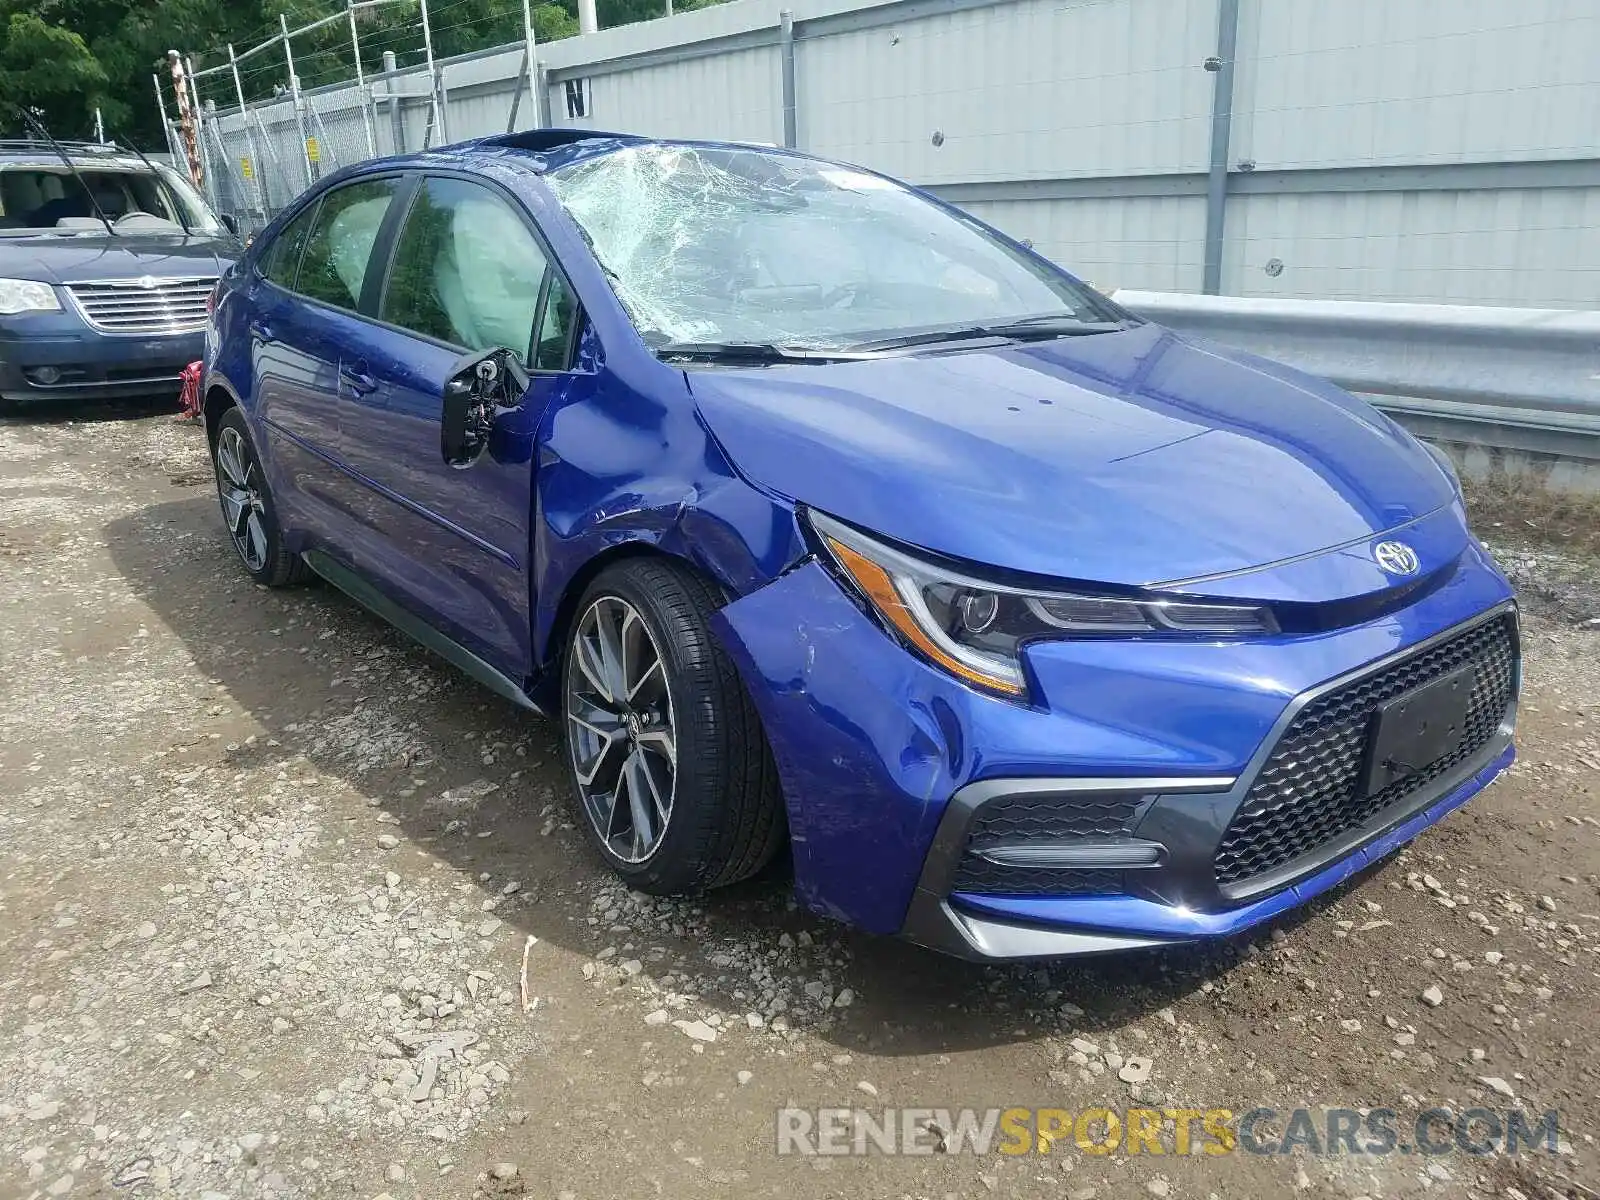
[{"x1": 0, "y1": 403, "x2": 1596, "y2": 1200}]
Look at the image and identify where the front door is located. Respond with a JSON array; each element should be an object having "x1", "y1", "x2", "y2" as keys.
[{"x1": 335, "y1": 173, "x2": 585, "y2": 681}]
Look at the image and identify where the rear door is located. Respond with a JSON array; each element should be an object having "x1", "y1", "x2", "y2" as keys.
[
  {"x1": 333, "y1": 173, "x2": 587, "y2": 679},
  {"x1": 248, "y1": 176, "x2": 404, "y2": 547}
]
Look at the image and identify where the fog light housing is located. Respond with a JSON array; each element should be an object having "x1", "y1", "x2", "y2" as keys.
[{"x1": 28, "y1": 365, "x2": 61, "y2": 385}]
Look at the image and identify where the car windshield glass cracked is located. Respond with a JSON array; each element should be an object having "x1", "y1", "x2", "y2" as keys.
[{"x1": 547, "y1": 143, "x2": 1106, "y2": 351}]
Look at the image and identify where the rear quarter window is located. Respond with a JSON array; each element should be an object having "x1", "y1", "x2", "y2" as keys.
[{"x1": 262, "y1": 202, "x2": 320, "y2": 289}]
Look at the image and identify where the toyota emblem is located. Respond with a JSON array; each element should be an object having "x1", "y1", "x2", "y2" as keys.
[
  {"x1": 1374, "y1": 540, "x2": 1420, "y2": 576},
  {"x1": 137, "y1": 275, "x2": 159, "y2": 290}
]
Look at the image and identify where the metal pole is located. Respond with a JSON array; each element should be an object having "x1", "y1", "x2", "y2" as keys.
[
  {"x1": 348, "y1": 0, "x2": 378, "y2": 158},
  {"x1": 1201, "y1": 0, "x2": 1240, "y2": 295},
  {"x1": 506, "y1": 47, "x2": 530, "y2": 133},
  {"x1": 779, "y1": 11, "x2": 797, "y2": 149},
  {"x1": 419, "y1": 0, "x2": 443, "y2": 147},
  {"x1": 251, "y1": 109, "x2": 292, "y2": 210},
  {"x1": 230, "y1": 45, "x2": 268, "y2": 218},
  {"x1": 282, "y1": 14, "x2": 315, "y2": 189},
  {"x1": 94, "y1": 107, "x2": 105, "y2": 144},
  {"x1": 381, "y1": 50, "x2": 405, "y2": 155},
  {"x1": 153, "y1": 73, "x2": 180, "y2": 164},
  {"x1": 522, "y1": 0, "x2": 544, "y2": 127},
  {"x1": 666, "y1": 0, "x2": 674, "y2": 15},
  {"x1": 440, "y1": 65, "x2": 454, "y2": 143},
  {"x1": 578, "y1": 0, "x2": 598, "y2": 36}
]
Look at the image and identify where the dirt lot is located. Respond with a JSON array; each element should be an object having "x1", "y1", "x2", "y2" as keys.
[{"x1": 1, "y1": 401, "x2": 1596, "y2": 1200}]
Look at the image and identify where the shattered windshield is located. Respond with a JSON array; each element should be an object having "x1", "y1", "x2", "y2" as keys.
[{"x1": 547, "y1": 144, "x2": 1110, "y2": 352}]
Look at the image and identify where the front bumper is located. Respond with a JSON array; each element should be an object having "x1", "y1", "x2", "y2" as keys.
[
  {"x1": 903, "y1": 739, "x2": 1513, "y2": 960},
  {"x1": 0, "y1": 315, "x2": 201, "y2": 402},
  {"x1": 712, "y1": 541, "x2": 1517, "y2": 959}
]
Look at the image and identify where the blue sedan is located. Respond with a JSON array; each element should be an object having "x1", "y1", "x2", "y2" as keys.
[{"x1": 201, "y1": 131, "x2": 1518, "y2": 960}]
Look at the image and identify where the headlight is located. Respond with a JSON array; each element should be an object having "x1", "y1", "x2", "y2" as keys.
[
  {"x1": 0, "y1": 279, "x2": 61, "y2": 316},
  {"x1": 810, "y1": 511, "x2": 1277, "y2": 698}
]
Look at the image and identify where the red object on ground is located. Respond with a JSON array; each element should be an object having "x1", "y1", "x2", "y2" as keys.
[{"x1": 178, "y1": 361, "x2": 203, "y2": 420}]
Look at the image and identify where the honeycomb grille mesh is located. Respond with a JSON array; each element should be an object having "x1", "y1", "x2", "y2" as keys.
[
  {"x1": 951, "y1": 793, "x2": 1143, "y2": 895},
  {"x1": 949, "y1": 861, "x2": 1122, "y2": 895},
  {"x1": 1214, "y1": 614, "x2": 1516, "y2": 887}
]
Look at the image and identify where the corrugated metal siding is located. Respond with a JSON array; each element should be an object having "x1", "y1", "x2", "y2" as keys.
[
  {"x1": 1233, "y1": 0, "x2": 1600, "y2": 169},
  {"x1": 197, "y1": 0, "x2": 1600, "y2": 309},
  {"x1": 436, "y1": 88, "x2": 520, "y2": 143},
  {"x1": 957, "y1": 195, "x2": 1206, "y2": 292},
  {"x1": 797, "y1": 0, "x2": 1214, "y2": 184},
  {"x1": 561, "y1": 46, "x2": 784, "y2": 143},
  {"x1": 1223, "y1": 187, "x2": 1600, "y2": 306}
]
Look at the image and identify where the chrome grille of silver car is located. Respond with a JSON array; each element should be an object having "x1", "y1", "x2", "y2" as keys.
[{"x1": 66, "y1": 277, "x2": 216, "y2": 335}]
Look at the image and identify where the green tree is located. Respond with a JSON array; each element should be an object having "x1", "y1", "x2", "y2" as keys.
[
  {"x1": 0, "y1": 9, "x2": 111, "y2": 137},
  {"x1": 1, "y1": 0, "x2": 722, "y2": 151}
]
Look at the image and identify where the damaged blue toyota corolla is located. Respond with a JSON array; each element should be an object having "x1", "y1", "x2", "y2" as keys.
[{"x1": 203, "y1": 131, "x2": 1518, "y2": 960}]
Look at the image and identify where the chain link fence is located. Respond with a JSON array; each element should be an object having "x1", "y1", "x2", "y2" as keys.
[{"x1": 168, "y1": 0, "x2": 499, "y2": 234}]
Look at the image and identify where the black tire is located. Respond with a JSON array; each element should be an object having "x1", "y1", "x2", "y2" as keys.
[
  {"x1": 211, "y1": 406, "x2": 309, "y2": 588},
  {"x1": 561, "y1": 557, "x2": 786, "y2": 895}
]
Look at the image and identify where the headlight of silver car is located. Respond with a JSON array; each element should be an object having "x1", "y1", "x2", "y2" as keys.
[
  {"x1": 0, "y1": 278, "x2": 61, "y2": 315},
  {"x1": 809, "y1": 511, "x2": 1276, "y2": 698}
]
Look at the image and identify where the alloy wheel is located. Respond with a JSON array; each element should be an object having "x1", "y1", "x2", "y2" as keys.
[
  {"x1": 215, "y1": 426, "x2": 268, "y2": 573},
  {"x1": 566, "y1": 595, "x2": 678, "y2": 864}
]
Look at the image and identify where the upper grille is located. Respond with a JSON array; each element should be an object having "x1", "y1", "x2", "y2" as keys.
[
  {"x1": 951, "y1": 792, "x2": 1144, "y2": 895},
  {"x1": 67, "y1": 277, "x2": 216, "y2": 334},
  {"x1": 1214, "y1": 613, "x2": 1517, "y2": 888}
]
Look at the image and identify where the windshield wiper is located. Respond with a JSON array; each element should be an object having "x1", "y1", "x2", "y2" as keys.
[
  {"x1": 654, "y1": 341, "x2": 887, "y2": 364},
  {"x1": 849, "y1": 316, "x2": 1133, "y2": 353}
]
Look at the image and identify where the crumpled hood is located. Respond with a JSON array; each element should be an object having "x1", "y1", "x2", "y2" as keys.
[
  {"x1": 0, "y1": 234, "x2": 236, "y2": 284},
  {"x1": 689, "y1": 323, "x2": 1460, "y2": 596}
]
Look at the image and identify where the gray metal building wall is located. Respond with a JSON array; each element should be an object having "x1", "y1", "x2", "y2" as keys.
[{"x1": 199, "y1": 0, "x2": 1600, "y2": 307}]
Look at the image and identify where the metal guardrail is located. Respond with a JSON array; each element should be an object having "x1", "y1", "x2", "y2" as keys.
[{"x1": 1111, "y1": 291, "x2": 1600, "y2": 461}]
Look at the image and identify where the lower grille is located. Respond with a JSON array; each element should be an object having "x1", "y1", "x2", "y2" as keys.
[
  {"x1": 1214, "y1": 613, "x2": 1517, "y2": 888},
  {"x1": 950, "y1": 861, "x2": 1121, "y2": 895},
  {"x1": 951, "y1": 792, "x2": 1143, "y2": 895},
  {"x1": 67, "y1": 277, "x2": 216, "y2": 334}
]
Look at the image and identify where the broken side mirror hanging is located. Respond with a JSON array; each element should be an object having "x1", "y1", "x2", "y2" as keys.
[{"x1": 440, "y1": 347, "x2": 530, "y2": 468}]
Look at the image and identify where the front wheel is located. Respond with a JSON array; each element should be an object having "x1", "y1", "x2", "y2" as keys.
[
  {"x1": 211, "y1": 406, "x2": 307, "y2": 587},
  {"x1": 561, "y1": 558, "x2": 785, "y2": 895}
]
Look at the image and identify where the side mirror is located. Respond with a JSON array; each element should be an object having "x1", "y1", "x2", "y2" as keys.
[
  {"x1": 441, "y1": 346, "x2": 530, "y2": 468},
  {"x1": 220, "y1": 212, "x2": 239, "y2": 236}
]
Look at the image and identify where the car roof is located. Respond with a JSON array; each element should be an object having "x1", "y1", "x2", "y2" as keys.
[
  {"x1": 0, "y1": 140, "x2": 155, "y2": 170},
  {"x1": 344, "y1": 129, "x2": 807, "y2": 180}
]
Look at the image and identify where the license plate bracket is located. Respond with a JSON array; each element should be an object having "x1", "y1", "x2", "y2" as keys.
[{"x1": 1362, "y1": 665, "x2": 1476, "y2": 796}]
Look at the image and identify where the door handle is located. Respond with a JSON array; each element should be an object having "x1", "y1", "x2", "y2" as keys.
[
  {"x1": 339, "y1": 362, "x2": 378, "y2": 396},
  {"x1": 249, "y1": 321, "x2": 275, "y2": 341}
]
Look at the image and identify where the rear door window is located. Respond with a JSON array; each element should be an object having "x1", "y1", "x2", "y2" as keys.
[
  {"x1": 295, "y1": 178, "x2": 403, "y2": 311},
  {"x1": 380, "y1": 176, "x2": 551, "y2": 357},
  {"x1": 262, "y1": 202, "x2": 320, "y2": 289}
]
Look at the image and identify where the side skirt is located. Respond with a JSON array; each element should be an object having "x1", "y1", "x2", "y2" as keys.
[{"x1": 301, "y1": 549, "x2": 546, "y2": 716}]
